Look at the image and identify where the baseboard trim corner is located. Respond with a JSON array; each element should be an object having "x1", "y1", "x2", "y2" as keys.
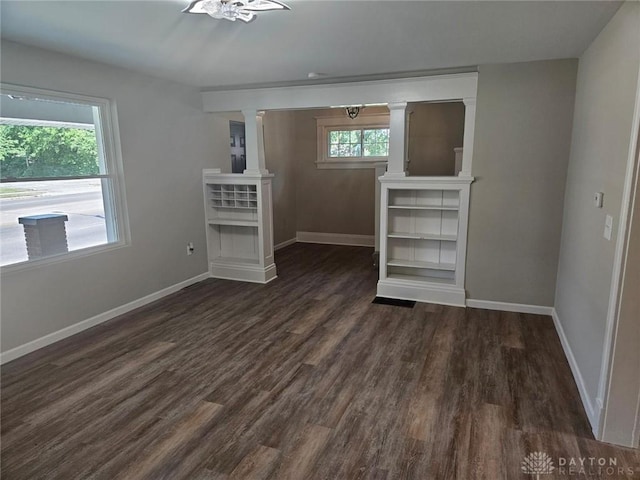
[
  {"x1": 274, "y1": 238, "x2": 297, "y2": 251},
  {"x1": 466, "y1": 299, "x2": 554, "y2": 316},
  {"x1": 551, "y1": 308, "x2": 599, "y2": 433},
  {"x1": 296, "y1": 231, "x2": 374, "y2": 248},
  {"x1": 0, "y1": 272, "x2": 210, "y2": 365}
]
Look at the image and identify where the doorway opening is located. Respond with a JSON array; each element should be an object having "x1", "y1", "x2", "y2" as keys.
[{"x1": 229, "y1": 121, "x2": 246, "y2": 173}]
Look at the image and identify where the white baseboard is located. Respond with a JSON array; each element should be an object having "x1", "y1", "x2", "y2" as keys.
[
  {"x1": 274, "y1": 238, "x2": 297, "y2": 251},
  {"x1": 378, "y1": 278, "x2": 466, "y2": 307},
  {"x1": 296, "y1": 231, "x2": 374, "y2": 247},
  {"x1": 0, "y1": 272, "x2": 210, "y2": 365},
  {"x1": 466, "y1": 299, "x2": 554, "y2": 316},
  {"x1": 210, "y1": 261, "x2": 277, "y2": 284},
  {"x1": 551, "y1": 308, "x2": 600, "y2": 433}
]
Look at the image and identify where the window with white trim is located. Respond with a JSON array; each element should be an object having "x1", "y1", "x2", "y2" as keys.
[
  {"x1": 0, "y1": 85, "x2": 129, "y2": 268},
  {"x1": 316, "y1": 114, "x2": 389, "y2": 169}
]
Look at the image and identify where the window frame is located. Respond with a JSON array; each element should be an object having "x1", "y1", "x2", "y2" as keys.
[
  {"x1": 316, "y1": 114, "x2": 390, "y2": 169},
  {"x1": 0, "y1": 83, "x2": 130, "y2": 273}
]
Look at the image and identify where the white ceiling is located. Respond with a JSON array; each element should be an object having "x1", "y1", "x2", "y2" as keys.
[{"x1": 0, "y1": 1, "x2": 621, "y2": 89}]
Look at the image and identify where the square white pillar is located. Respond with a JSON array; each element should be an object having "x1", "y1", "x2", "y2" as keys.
[
  {"x1": 384, "y1": 102, "x2": 409, "y2": 178},
  {"x1": 460, "y1": 97, "x2": 476, "y2": 177},
  {"x1": 242, "y1": 110, "x2": 269, "y2": 175}
]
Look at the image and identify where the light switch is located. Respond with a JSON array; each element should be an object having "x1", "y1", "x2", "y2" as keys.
[
  {"x1": 594, "y1": 192, "x2": 604, "y2": 208},
  {"x1": 604, "y1": 214, "x2": 613, "y2": 241}
]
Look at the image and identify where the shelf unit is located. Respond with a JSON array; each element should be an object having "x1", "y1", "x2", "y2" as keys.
[
  {"x1": 377, "y1": 176, "x2": 474, "y2": 306},
  {"x1": 203, "y1": 170, "x2": 276, "y2": 284}
]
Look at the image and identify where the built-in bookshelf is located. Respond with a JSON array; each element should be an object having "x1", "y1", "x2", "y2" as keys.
[
  {"x1": 203, "y1": 170, "x2": 276, "y2": 283},
  {"x1": 377, "y1": 176, "x2": 473, "y2": 306}
]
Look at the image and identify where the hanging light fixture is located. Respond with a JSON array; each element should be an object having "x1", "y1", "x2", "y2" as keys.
[
  {"x1": 183, "y1": 0, "x2": 290, "y2": 23},
  {"x1": 346, "y1": 106, "x2": 361, "y2": 119}
]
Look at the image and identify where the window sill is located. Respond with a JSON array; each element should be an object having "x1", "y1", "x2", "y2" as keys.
[
  {"x1": 0, "y1": 241, "x2": 129, "y2": 276},
  {"x1": 315, "y1": 159, "x2": 388, "y2": 170}
]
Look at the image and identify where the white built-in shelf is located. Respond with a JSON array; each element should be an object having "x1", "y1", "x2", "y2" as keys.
[
  {"x1": 203, "y1": 171, "x2": 276, "y2": 284},
  {"x1": 208, "y1": 219, "x2": 258, "y2": 227},
  {"x1": 387, "y1": 232, "x2": 457, "y2": 241},
  {"x1": 378, "y1": 179, "x2": 473, "y2": 306},
  {"x1": 387, "y1": 258, "x2": 456, "y2": 271},
  {"x1": 388, "y1": 205, "x2": 459, "y2": 211}
]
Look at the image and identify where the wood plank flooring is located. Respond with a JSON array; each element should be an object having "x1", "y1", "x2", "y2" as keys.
[{"x1": 2, "y1": 243, "x2": 639, "y2": 479}]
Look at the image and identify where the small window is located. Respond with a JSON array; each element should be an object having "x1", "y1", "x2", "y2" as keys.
[
  {"x1": 0, "y1": 84, "x2": 129, "y2": 269},
  {"x1": 328, "y1": 128, "x2": 389, "y2": 158},
  {"x1": 316, "y1": 114, "x2": 389, "y2": 169}
]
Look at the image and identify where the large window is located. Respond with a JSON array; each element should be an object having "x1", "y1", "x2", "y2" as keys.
[
  {"x1": 0, "y1": 85, "x2": 128, "y2": 268},
  {"x1": 316, "y1": 114, "x2": 390, "y2": 169}
]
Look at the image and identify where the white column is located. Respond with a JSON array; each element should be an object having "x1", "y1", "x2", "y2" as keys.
[
  {"x1": 242, "y1": 109, "x2": 269, "y2": 175},
  {"x1": 374, "y1": 161, "x2": 387, "y2": 259},
  {"x1": 384, "y1": 102, "x2": 408, "y2": 178},
  {"x1": 460, "y1": 97, "x2": 476, "y2": 177}
]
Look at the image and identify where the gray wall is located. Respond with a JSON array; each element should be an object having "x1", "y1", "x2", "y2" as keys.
[
  {"x1": 555, "y1": 2, "x2": 640, "y2": 414},
  {"x1": 407, "y1": 102, "x2": 465, "y2": 176},
  {"x1": 294, "y1": 109, "x2": 377, "y2": 237},
  {"x1": 264, "y1": 110, "x2": 298, "y2": 245},
  {"x1": 466, "y1": 59, "x2": 578, "y2": 306},
  {"x1": 0, "y1": 41, "x2": 216, "y2": 353}
]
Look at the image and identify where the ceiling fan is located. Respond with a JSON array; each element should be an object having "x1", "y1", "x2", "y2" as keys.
[{"x1": 182, "y1": 0, "x2": 290, "y2": 23}]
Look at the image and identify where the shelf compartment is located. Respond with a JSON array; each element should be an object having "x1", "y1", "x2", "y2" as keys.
[
  {"x1": 388, "y1": 205, "x2": 459, "y2": 211},
  {"x1": 208, "y1": 219, "x2": 258, "y2": 227},
  {"x1": 387, "y1": 258, "x2": 456, "y2": 271},
  {"x1": 389, "y1": 189, "x2": 460, "y2": 209},
  {"x1": 386, "y1": 273, "x2": 456, "y2": 285},
  {"x1": 387, "y1": 232, "x2": 457, "y2": 241}
]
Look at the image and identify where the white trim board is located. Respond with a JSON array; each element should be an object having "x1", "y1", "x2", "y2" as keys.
[
  {"x1": 466, "y1": 299, "x2": 554, "y2": 316},
  {"x1": 296, "y1": 232, "x2": 374, "y2": 247},
  {"x1": 596, "y1": 60, "x2": 640, "y2": 440},
  {"x1": 274, "y1": 238, "x2": 296, "y2": 251},
  {"x1": 202, "y1": 73, "x2": 478, "y2": 113},
  {"x1": 0, "y1": 272, "x2": 210, "y2": 365},
  {"x1": 552, "y1": 308, "x2": 600, "y2": 433}
]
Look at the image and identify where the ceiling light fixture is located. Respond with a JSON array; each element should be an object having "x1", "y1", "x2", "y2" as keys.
[
  {"x1": 346, "y1": 106, "x2": 361, "y2": 119},
  {"x1": 183, "y1": 0, "x2": 290, "y2": 23}
]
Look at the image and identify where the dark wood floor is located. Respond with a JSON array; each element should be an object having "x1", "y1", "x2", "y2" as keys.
[{"x1": 2, "y1": 243, "x2": 639, "y2": 479}]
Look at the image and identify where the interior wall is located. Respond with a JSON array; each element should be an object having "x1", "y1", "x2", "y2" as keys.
[
  {"x1": 466, "y1": 59, "x2": 578, "y2": 306},
  {"x1": 264, "y1": 110, "x2": 298, "y2": 245},
  {"x1": 294, "y1": 109, "x2": 377, "y2": 237},
  {"x1": 407, "y1": 102, "x2": 465, "y2": 176},
  {"x1": 0, "y1": 41, "x2": 216, "y2": 353},
  {"x1": 554, "y1": 1, "x2": 640, "y2": 425}
]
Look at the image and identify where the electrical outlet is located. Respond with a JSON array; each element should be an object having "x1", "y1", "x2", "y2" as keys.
[{"x1": 187, "y1": 242, "x2": 195, "y2": 255}]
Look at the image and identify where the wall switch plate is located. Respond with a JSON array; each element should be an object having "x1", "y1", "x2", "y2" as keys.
[
  {"x1": 604, "y1": 215, "x2": 613, "y2": 241},
  {"x1": 187, "y1": 242, "x2": 195, "y2": 255},
  {"x1": 594, "y1": 191, "x2": 604, "y2": 208}
]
